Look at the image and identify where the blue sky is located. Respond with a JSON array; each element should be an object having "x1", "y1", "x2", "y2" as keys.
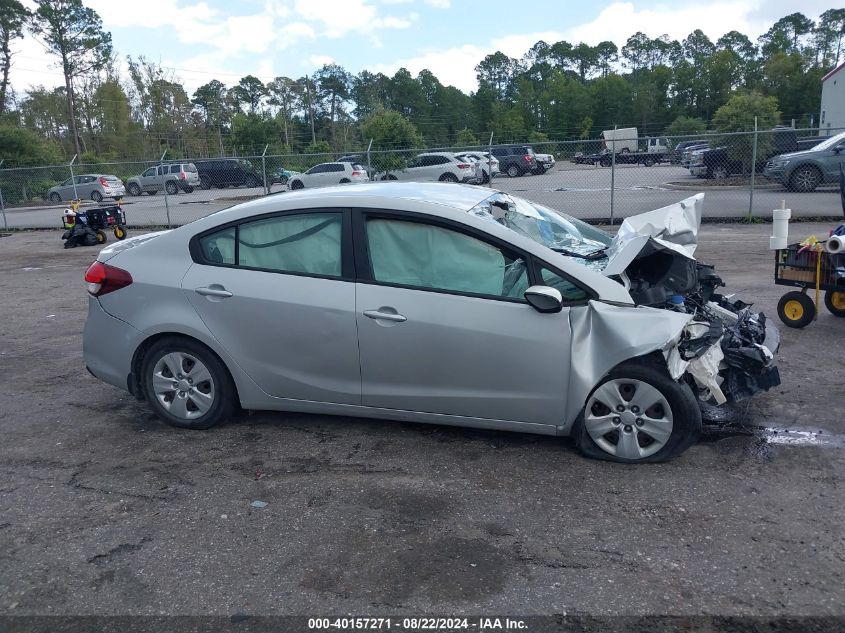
[{"x1": 11, "y1": 0, "x2": 836, "y2": 95}]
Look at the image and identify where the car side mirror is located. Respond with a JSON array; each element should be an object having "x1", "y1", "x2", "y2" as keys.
[{"x1": 524, "y1": 286, "x2": 563, "y2": 313}]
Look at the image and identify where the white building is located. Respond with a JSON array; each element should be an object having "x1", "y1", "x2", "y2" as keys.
[{"x1": 820, "y1": 61, "x2": 845, "y2": 136}]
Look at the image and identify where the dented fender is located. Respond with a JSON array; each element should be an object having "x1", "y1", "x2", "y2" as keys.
[{"x1": 563, "y1": 300, "x2": 693, "y2": 430}]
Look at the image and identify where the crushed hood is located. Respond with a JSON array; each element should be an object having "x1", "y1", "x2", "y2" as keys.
[{"x1": 603, "y1": 193, "x2": 703, "y2": 277}]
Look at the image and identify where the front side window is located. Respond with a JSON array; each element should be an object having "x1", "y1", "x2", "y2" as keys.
[
  {"x1": 366, "y1": 218, "x2": 528, "y2": 299},
  {"x1": 238, "y1": 212, "x2": 342, "y2": 277},
  {"x1": 142, "y1": 168, "x2": 155, "y2": 177},
  {"x1": 306, "y1": 164, "x2": 326, "y2": 175}
]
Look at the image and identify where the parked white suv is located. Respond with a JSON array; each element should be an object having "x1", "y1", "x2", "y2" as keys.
[
  {"x1": 455, "y1": 152, "x2": 500, "y2": 183},
  {"x1": 383, "y1": 152, "x2": 476, "y2": 183},
  {"x1": 288, "y1": 163, "x2": 368, "y2": 190}
]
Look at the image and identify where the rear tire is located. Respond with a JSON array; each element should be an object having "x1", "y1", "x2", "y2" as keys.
[
  {"x1": 824, "y1": 290, "x2": 845, "y2": 317},
  {"x1": 95, "y1": 229, "x2": 107, "y2": 244},
  {"x1": 113, "y1": 226, "x2": 127, "y2": 240},
  {"x1": 50, "y1": 193, "x2": 61, "y2": 203},
  {"x1": 91, "y1": 191, "x2": 103, "y2": 202},
  {"x1": 574, "y1": 361, "x2": 701, "y2": 463},
  {"x1": 165, "y1": 181, "x2": 179, "y2": 195},
  {"x1": 439, "y1": 172, "x2": 459, "y2": 182},
  {"x1": 506, "y1": 165, "x2": 521, "y2": 178},
  {"x1": 141, "y1": 337, "x2": 236, "y2": 430}
]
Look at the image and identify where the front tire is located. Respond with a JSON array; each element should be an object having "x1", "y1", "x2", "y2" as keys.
[
  {"x1": 290, "y1": 180, "x2": 304, "y2": 190},
  {"x1": 710, "y1": 165, "x2": 729, "y2": 180},
  {"x1": 789, "y1": 165, "x2": 821, "y2": 193},
  {"x1": 127, "y1": 183, "x2": 142, "y2": 197},
  {"x1": 141, "y1": 337, "x2": 235, "y2": 430},
  {"x1": 777, "y1": 291, "x2": 815, "y2": 328},
  {"x1": 824, "y1": 290, "x2": 845, "y2": 317},
  {"x1": 574, "y1": 361, "x2": 701, "y2": 463},
  {"x1": 50, "y1": 192, "x2": 61, "y2": 203}
]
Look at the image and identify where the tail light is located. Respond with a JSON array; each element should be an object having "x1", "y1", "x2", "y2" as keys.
[
  {"x1": 522, "y1": 154, "x2": 532, "y2": 163},
  {"x1": 457, "y1": 163, "x2": 471, "y2": 169},
  {"x1": 99, "y1": 177, "x2": 109, "y2": 186},
  {"x1": 84, "y1": 261, "x2": 133, "y2": 297},
  {"x1": 179, "y1": 171, "x2": 186, "y2": 180},
  {"x1": 351, "y1": 171, "x2": 362, "y2": 176}
]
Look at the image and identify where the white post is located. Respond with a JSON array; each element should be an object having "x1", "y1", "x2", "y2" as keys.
[
  {"x1": 0, "y1": 159, "x2": 6, "y2": 231},
  {"x1": 69, "y1": 154, "x2": 78, "y2": 200},
  {"x1": 748, "y1": 117, "x2": 758, "y2": 221},
  {"x1": 160, "y1": 149, "x2": 171, "y2": 228},
  {"x1": 610, "y1": 124, "x2": 617, "y2": 225},
  {"x1": 366, "y1": 138, "x2": 373, "y2": 180}
]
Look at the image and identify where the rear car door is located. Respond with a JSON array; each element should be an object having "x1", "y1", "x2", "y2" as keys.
[
  {"x1": 353, "y1": 211, "x2": 574, "y2": 425},
  {"x1": 183, "y1": 209, "x2": 360, "y2": 404}
]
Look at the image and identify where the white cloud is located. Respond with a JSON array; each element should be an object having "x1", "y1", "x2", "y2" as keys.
[
  {"x1": 293, "y1": 0, "x2": 415, "y2": 38},
  {"x1": 424, "y1": 0, "x2": 450, "y2": 7}
]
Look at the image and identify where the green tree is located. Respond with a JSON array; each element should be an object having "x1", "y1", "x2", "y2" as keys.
[
  {"x1": 0, "y1": 123, "x2": 60, "y2": 165},
  {"x1": 712, "y1": 91, "x2": 781, "y2": 171},
  {"x1": 0, "y1": 0, "x2": 29, "y2": 114},
  {"x1": 360, "y1": 109, "x2": 423, "y2": 175},
  {"x1": 29, "y1": 0, "x2": 112, "y2": 157},
  {"x1": 455, "y1": 127, "x2": 478, "y2": 146},
  {"x1": 665, "y1": 115, "x2": 706, "y2": 137},
  {"x1": 231, "y1": 75, "x2": 266, "y2": 113}
]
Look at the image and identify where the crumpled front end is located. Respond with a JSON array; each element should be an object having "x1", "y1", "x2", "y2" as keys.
[{"x1": 603, "y1": 193, "x2": 781, "y2": 404}]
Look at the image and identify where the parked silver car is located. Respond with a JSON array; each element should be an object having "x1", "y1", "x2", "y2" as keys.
[
  {"x1": 48, "y1": 174, "x2": 125, "y2": 203},
  {"x1": 83, "y1": 183, "x2": 780, "y2": 463},
  {"x1": 126, "y1": 163, "x2": 200, "y2": 196}
]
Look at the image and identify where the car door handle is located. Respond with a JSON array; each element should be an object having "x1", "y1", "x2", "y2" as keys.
[
  {"x1": 195, "y1": 286, "x2": 233, "y2": 298},
  {"x1": 363, "y1": 309, "x2": 406, "y2": 323}
]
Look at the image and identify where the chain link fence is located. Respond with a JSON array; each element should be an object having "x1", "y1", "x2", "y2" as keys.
[{"x1": 2, "y1": 126, "x2": 844, "y2": 232}]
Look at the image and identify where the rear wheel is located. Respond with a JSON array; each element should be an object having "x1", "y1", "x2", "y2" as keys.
[
  {"x1": 643, "y1": 156, "x2": 655, "y2": 167},
  {"x1": 127, "y1": 183, "x2": 141, "y2": 197},
  {"x1": 95, "y1": 229, "x2": 107, "y2": 244},
  {"x1": 506, "y1": 165, "x2": 521, "y2": 178},
  {"x1": 439, "y1": 172, "x2": 459, "y2": 182},
  {"x1": 824, "y1": 290, "x2": 845, "y2": 317},
  {"x1": 165, "y1": 181, "x2": 179, "y2": 195},
  {"x1": 50, "y1": 192, "x2": 61, "y2": 203},
  {"x1": 789, "y1": 165, "x2": 821, "y2": 193},
  {"x1": 574, "y1": 361, "x2": 701, "y2": 463},
  {"x1": 91, "y1": 191, "x2": 103, "y2": 202},
  {"x1": 141, "y1": 337, "x2": 235, "y2": 430},
  {"x1": 777, "y1": 291, "x2": 815, "y2": 328},
  {"x1": 113, "y1": 226, "x2": 127, "y2": 240}
]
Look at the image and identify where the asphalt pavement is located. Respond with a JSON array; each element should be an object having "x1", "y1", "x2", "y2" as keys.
[
  {"x1": 3, "y1": 164, "x2": 843, "y2": 231},
  {"x1": 1, "y1": 225, "x2": 844, "y2": 623}
]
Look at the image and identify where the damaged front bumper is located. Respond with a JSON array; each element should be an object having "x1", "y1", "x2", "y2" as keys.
[{"x1": 665, "y1": 299, "x2": 781, "y2": 405}]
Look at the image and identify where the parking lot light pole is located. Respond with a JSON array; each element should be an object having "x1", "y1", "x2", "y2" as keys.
[
  {"x1": 261, "y1": 144, "x2": 269, "y2": 195},
  {"x1": 69, "y1": 154, "x2": 78, "y2": 200},
  {"x1": 160, "y1": 149, "x2": 171, "y2": 228}
]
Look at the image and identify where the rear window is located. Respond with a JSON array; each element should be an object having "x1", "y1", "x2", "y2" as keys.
[
  {"x1": 185, "y1": 164, "x2": 197, "y2": 172},
  {"x1": 352, "y1": 164, "x2": 364, "y2": 171}
]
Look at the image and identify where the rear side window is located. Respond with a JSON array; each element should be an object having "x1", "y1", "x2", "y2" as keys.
[
  {"x1": 170, "y1": 165, "x2": 181, "y2": 174},
  {"x1": 199, "y1": 227, "x2": 236, "y2": 265},
  {"x1": 238, "y1": 212, "x2": 342, "y2": 277},
  {"x1": 328, "y1": 164, "x2": 344, "y2": 172},
  {"x1": 185, "y1": 163, "x2": 198, "y2": 172}
]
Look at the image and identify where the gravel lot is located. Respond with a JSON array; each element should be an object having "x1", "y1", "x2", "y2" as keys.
[{"x1": 1, "y1": 224, "x2": 844, "y2": 623}]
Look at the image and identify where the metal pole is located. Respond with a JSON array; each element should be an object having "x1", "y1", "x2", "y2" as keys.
[
  {"x1": 488, "y1": 132, "x2": 494, "y2": 188},
  {"x1": 69, "y1": 154, "x2": 78, "y2": 200},
  {"x1": 366, "y1": 139, "x2": 373, "y2": 181},
  {"x1": 0, "y1": 159, "x2": 6, "y2": 231},
  {"x1": 610, "y1": 124, "x2": 617, "y2": 225},
  {"x1": 160, "y1": 149, "x2": 171, "y2": 228},
  {"x1": 748, "y1": 117, "x2": 758, "y2": 221},
  {"x1": 261, "y1": 144, "x2": 269, "y2": 195}
]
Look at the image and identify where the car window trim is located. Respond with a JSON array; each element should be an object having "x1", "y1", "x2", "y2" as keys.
[
  {"x1": 351, "y1": 208, "x2": 538, "y2": 304},
  {"x1": 189, "y1": 207, "x2": 355, "y2": 281}
]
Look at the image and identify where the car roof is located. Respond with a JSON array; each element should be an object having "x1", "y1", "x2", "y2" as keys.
[{"x1": 418, "y1": 152, "x2": 457, "y2": 157}]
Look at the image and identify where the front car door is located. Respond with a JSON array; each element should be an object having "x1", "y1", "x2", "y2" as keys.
[
  {"x1": 140, "y1": 168, "x2": 156, "y2": 191},
  {"x1": 353, "y1": 211, "x2": 575, "y2": 427},
  {"x1": 182, "y1": 209, "x2": 361, "y2": 404}
]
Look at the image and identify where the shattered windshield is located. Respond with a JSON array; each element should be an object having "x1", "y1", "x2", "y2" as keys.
[{"x1": 469, "y1": 193, "x2": 611, "y2": 267}]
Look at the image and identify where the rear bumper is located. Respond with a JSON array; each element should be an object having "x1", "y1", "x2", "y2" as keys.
[
  {"x1": 689, "y1": 164, "x2": 707, "y2": 177},
  {"x1": 83, "y1": 297, "x2": 140, "y2": 393}
]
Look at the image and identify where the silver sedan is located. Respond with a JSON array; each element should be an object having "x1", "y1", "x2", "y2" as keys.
[{"x1": 82, "y1": 183, "x2": 779, "y2": 463}]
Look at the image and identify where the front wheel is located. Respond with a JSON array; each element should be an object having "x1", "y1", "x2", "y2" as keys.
[
  {"x1": 777, "y1": 291, "x2": 815, "y2": 328},
  {"x1": 50, "y1": 193, "x2": 61, "y2": 203},
  {"x1": 289, "y1": 180, "x2": 304, "y2": 190},
  {"x1": 574, "y1": 361, "x2": 701, "y2": 463},
  {"x1": 95, "y1": 229, "x2": 107, "y2": 244},
  {"x1": 127, "y1": 183, "x2": 142, "y2": 197},
  {"x1": 789, "y1": 165, "x2": 821, "y2": 193},
  {"x1": 113, "y1": 226, "x2": 127, "y2": 240},
  {"x1": 141, "y1": 337, "x2": 236, "y2": 430},
  {"x1": 710, "y1": 165, "x2": 729, "y2": 180}
]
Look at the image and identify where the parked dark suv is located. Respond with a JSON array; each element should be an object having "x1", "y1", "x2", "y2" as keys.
[
  {"x1": 490, "y1": 144, "x2": 538, "y2": 177},
  {"x1": 193, "y1": 159, "x2": 263, "y2": 189}
]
